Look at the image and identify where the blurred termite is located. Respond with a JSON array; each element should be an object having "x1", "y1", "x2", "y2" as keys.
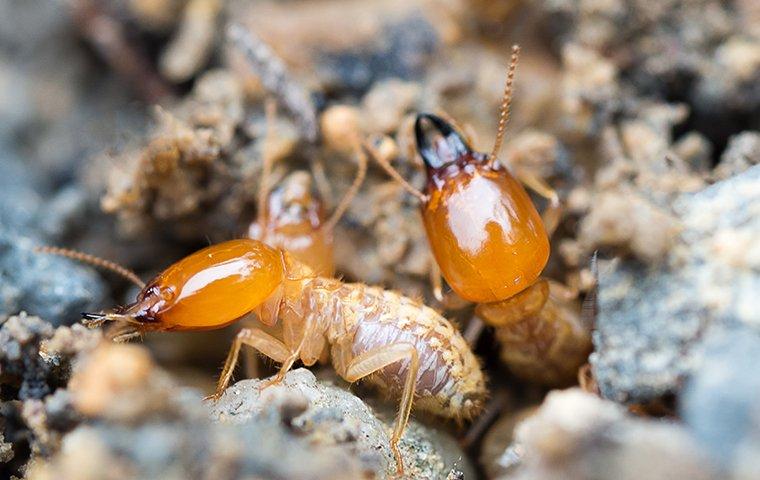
[
  {"x1": 368, "y1": 46, "x2": 591, "y2": 386},
  {"x1": 241, "y1": 100, "x2": 366, "y2": 377},
  {"x1": 246, "y1": 101, "x2": 368, "y2": 277},
  {"x1": 39, "y1": 239, "x2": 486, "y2": 475}
]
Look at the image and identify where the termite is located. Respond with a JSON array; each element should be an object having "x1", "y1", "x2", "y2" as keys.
[
  {"x1": 369, "y1": 46, "x2": 591, "y2": 385},
  {"x1": 246, "y1": 101, "x2": 367, "y2": 277},
  {"x1": 40, "y1": 239, "x2": 485, "y2": 475}
]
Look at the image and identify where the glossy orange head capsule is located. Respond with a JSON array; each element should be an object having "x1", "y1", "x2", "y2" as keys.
[
  {"x1": 415, "y1": 114, "x2": 550, "y2": 303},
  {"x1": 84, "y1": 239, "x2": 291, "y2": 332}
]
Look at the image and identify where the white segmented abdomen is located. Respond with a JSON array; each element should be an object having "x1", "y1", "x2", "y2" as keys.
[{"x1": 302, "y1": 279, "x2": 487, "y2": 419}]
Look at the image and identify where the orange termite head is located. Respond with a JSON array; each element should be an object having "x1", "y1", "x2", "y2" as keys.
[
  {"x1": 414, "y1": 113, "x2": 550, "y2": 304},
  {"x1": 82, "y1": 239, "x2": 304, "y2": 335}
]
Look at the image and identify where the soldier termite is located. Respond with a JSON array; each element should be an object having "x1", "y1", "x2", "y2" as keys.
[
  {"x1": 369, "y1": 46, "x2": 592, "y2": 386},
  {"x1": 38, "y1": 239, "x2": 487, "y2": 475}
]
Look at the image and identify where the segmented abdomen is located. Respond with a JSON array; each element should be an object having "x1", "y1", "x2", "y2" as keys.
[{"x1": 303, "y1": 279, "x2": 486, "y2": 419}]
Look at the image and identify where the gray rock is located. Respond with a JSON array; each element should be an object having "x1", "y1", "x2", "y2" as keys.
[
  {"x1": 591, "y1": 165, "x2": 760, "y2": 403},
  {"x1": 713, "y1": 131, "x2": 760, "y2": 180},
  {"x1": 680, "y1": 326, "x2": 760, "y2": 471},
  {"x1": 0, "y1": 151, "x2": 43, "y2": 235},
  {"x1": 0, "y1": 233, "x2": 107, "y2": 325},
  {"x1": 210, "y1": 368, "x2": 473, "y2": 479},
  {"x1": 32, "y1": 361, "x2": 470, "y2": 480},
  {"x1": 28, "y1": 353, "x2": 369, "y2": 480},
  {"x1": 35, "y1": 186, "x2": 88, "y2": 240},
  {"x1": 0, "y1": 312, "x2": 100, "y2": 401},
  {"x1": 498, "y1": 389, "x2": 715, "y2": 480}
]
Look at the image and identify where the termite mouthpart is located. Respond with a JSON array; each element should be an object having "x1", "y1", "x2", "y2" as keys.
[
  {"x1": 414, "y1": 113, "x2": 472, "y2": 171},
  {"x1": 81, "y1": 312, "x2": 107, "y2": 327}
]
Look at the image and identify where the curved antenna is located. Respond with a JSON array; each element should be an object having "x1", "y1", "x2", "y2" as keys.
[
  {"x1": 323, "y1": 140, "x2": 368, "y2": 232},
  {"x1": 364, "y1": 139, "x2": 428, "y2": 203},
  {"x1": 257, "y1": 98, "x2": 278, "y2": 230},
  {"x1": 489, "y1": 45, "x2": 521, "y2": 167},
  {"x1": 35, "y1": 246, "x2": 145, "y2": 288}
]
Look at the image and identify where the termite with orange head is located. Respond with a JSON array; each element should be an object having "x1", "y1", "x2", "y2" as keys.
[
  {"x1": 39, "y1": 239, "x2": 486, "y2": 475},
  {"x1": 369, "y1": 46, "x2": 591, "y2": 386},
  {"x1": 246, "y1": 101, "x2": 367, "y2": 277}
]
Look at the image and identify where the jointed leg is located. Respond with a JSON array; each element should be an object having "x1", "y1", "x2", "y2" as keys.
[
  {"x1": 429, "y1": 260, "x2": 470, "y2": 310},
  {"x1": 241, "y1": 319, "x2": 261, "y2": 379},
  {"x1": 310, "y1": 155, "x2": 334, "y2": 208},
  {"x1": 344, "y1": 343, "x2": 420, "y2": 476},
  {"x1": 259, "y1": 316, "x2": 316, "y2": 389},
  {"x1": 364, "y1": 139, "x2": 428, "y2": 203},
  {"x1": 463, "y1": 316, "x2": 486, "y2": 347},
  {"x1": 323, "y1": 139, "x2": 368, "y2": 232},
  {"x1": 208, "y1": 327, "x2": 290, "y2": 401},
  {"x1": 515, "y1": 169, "x2": 561, "y2": 237}
]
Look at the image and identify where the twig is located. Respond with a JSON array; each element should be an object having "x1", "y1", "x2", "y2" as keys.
[{"x1": 226, "y1": 23, "x2": 318, "y2": 142}]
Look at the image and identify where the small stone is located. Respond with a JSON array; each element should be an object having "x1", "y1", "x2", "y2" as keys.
[
  {"x1": 0, "y1": 233, "x2": 107, "y2": 325},
  {"x1": 69, "y1": 343, "x2": 160, "y2": 420},
  {"x1": 499, "y1": 389, "x2": 715, "y2": 480},
  {"x1": 320, "y1": 104, "x2": 362, "y2": 154}
]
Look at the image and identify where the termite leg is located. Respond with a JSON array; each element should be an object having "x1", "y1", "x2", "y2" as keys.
[
  {"x1": 322, "y1": 139, "x2": 368, "y2": 232},
  {"x1": 364, "y1": 140, "x2": 428, "y2": 203},
  {"x1": 475, "y1": 279, "x2": 550, "y2": 328},
  {"x1": 429, "y1": 259, "x2": 471, "y2": 310},
  {"x1": 310, "y1": 155, "x2": 334, "y2": 208},
  {"x1": 463, "y1": 316, "x2": 486, "y2": 347},
  {"x1": 514, "y1": 169, "x2": 561, "y2": 237},
  {"x1": 259, "y1": 316, "x2": 316, "y2": 389},
  {"x1": 105, "y1": 322, "x2": 142, "y2": 343},
  {"x1": 208, "y1": 327, "x2": 290, "y2": 401},
  {"x1": 430, "y1": 259, "x2": 446, "y2": 303},
  {"x1": 344, "y1": 343, "x2": 420, "y2": 476},
  {"x1": 241, "y1": 319, "x2": 260, "y2": 379}
]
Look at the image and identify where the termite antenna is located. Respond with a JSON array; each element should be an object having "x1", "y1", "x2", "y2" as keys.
[
  {"x1": 323, "y1": 139, "x2": 368, "y2": 232},
  {"x1": 364, "y1": 139, "x2": 428, "y2": 203},
  {"x1": 35, "y1": 246, "x2": 145, "y2": 288},
  {"x1": 257, "y1": 98, "x2": 278, "y2": 231},
  {"x1": 489, "y1": 45, "x2": 521, "y2": 167}
]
